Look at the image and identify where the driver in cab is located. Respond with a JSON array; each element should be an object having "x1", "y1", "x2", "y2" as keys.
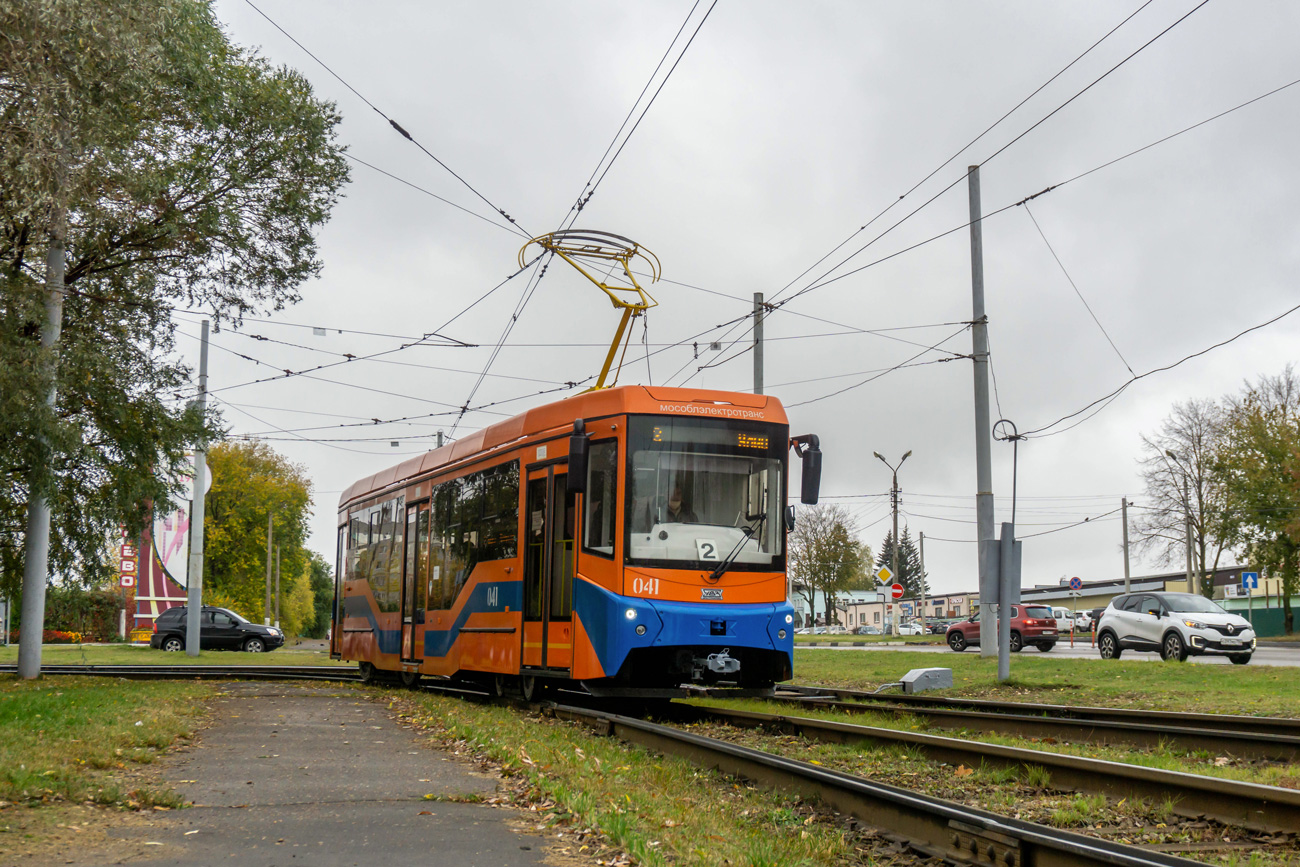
[{"x1": 666, "y1": 487, "x2": 698, "y2": 523}]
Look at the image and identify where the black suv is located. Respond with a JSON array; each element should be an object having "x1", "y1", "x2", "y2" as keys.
[{"x1": 149, "y1": 606, "x2": 285, "y2": 653}]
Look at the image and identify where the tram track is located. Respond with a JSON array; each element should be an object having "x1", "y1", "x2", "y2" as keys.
[
  {"x1": 9, "y1": 664, "x2": 1298, "y2": 865},
  {"x1": 757, "y1": 687, "x2": 1300, "y2": 763},
  {"x1": 658, "y1": 701, "x2": 1300, "y2": 835},
  {"x1": 547, "y1": 701, "x2": 1216, "y2": 867},
  {"x1": 775, "y1": 684, "x2": 1300, "y2": 738}
]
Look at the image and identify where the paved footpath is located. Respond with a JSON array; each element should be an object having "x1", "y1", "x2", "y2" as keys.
[{"x1": 80, "y1": 682, "x2": 550, "y2": 867}]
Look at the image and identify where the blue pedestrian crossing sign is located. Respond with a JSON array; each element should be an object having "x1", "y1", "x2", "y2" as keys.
[{"x1": 1242, "y1": 571, "x2": 1259, "y2": 590}]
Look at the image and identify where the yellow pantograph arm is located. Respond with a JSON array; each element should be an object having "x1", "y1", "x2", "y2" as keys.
[{"x1": 518, "y1": 230, "x2": 660, "y2": 390}]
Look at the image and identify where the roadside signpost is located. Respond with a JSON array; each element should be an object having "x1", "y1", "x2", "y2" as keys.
[
  {"x1": 1068, "y1": 576, "x2": 1082, "y2": 646},
  {"x1": 1243, "y1": 571, "x2": 1259, "y2": 628}
]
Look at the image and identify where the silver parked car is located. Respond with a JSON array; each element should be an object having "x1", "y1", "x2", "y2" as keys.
[{"x1": 1095, "y1": 592, "x2": 1255, "y2": 664}]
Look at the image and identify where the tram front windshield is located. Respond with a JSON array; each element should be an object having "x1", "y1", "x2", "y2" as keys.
[{"x1": 625, "y1": 416, "x2": 786, "y2": 571}]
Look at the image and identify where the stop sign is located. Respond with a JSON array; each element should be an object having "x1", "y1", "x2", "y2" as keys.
[{"x1": 890, "y1": 583, "x2": 904, "y2": 599}]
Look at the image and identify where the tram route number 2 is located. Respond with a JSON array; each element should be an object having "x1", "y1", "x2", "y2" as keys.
[{"x1": 695, "y1": 539, "x2": 720, "y2": 561}]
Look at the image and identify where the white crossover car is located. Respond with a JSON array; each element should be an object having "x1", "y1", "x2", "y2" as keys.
[{"x1": 1095, "y1": 591, "x2": 1255, "y2": 664}]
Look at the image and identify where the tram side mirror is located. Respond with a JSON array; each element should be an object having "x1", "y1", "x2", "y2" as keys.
[
  {"x1": 567, "y1": 419, "x2": 589, "y2": 495},
  {"x1": 790, "y1": 434, "x2": 822, "y2": 504},
  {"x1": 784, "y1": 505, "x2": 796, "y2": 532}
]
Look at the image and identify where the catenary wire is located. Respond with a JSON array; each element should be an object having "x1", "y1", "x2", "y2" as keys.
[
  {"x1": 1022, "y1": 299, "x2": 1300, "y2": 439},
  {"x1": 763, "y1": 0, "x2": 1158, "y2": 311},
  {"x1": 1024, "y1": 202, "x2": 1135, "y2": 376},
  {"x1": 241, "y1": 0, "x2": 529, "y2": 235}
]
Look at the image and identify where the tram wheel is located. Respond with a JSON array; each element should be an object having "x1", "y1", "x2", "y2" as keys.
[
  {"x1": 521, "y1": 675, "x2": 545, "y2": 702},
  {"x1": 358, "y1": 661, "x2": 376, "y2": 683},
  {"x1": 400, "y1": 669, "x2": 422, "y2": 688},
  {"x1": 492, "y1": 674, "x2": 508, "y2": 698}
]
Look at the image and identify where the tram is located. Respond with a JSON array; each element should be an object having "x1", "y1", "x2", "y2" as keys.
[{"x1": 330, "y1": 384, "x2": 821, "y2": 697}]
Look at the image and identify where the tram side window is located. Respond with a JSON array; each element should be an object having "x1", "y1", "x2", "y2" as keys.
[
  {"x1": 352, "y1": 498, "x2": 403, "y2": 613},
  {"x1": 425, "y1": 461, "x2": 520, "y2": 608},
  {"x1": 583, "y1": 440, "x2": 617, "y2": 556},
  {"x1": 386, "y1": 498, "x2": 404, "y2": 612},
  {"x1": 348, "y1": 512, "x2": 370, "y2": 581},
  {"x1": 481, "y1": 461, "x2": 520, "y2": 561},
  {"x1": 429, "y1": 485, "x2": 453, "y2": 610}
]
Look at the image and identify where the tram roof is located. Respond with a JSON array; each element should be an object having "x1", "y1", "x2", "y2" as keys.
[{"x1": 338, "y1": 385, "x2": 790, "y2": 510}]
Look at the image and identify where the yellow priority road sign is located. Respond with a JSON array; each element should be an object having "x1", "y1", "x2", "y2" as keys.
[{"x1": 875, "y1": 565, "x2": 893, "y2": 584}]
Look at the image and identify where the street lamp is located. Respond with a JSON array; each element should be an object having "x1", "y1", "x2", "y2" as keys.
[
  {"x1": 1162, "y1": 449, "x2": 1196, "y2": 595},
  {"x1": 874, "y1": 450, "x2": 911, "y2": 634}
]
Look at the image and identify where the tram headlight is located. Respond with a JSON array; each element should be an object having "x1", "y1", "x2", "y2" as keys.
[
  {"x1": 784, "y1": 614, "x2": 793, "y2": 624},
  {"x1": 624, "y1": 608, "x2": 637, "y2": 621},
  {"x1": 635, "y1": 625, "x2": 646, "y2": 636},
  {"x1": 778, "y1": 629, "x2": 787, "y2": 639}
]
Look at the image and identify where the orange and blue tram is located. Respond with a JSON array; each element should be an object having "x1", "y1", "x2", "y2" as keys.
[{"x1": 330, "y1": 384, "x2": 821, "y2": 697}]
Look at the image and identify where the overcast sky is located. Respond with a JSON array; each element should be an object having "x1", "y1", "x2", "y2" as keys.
[{"x1": 188, "y1": 0, "x2": 1300, "y2": 596}]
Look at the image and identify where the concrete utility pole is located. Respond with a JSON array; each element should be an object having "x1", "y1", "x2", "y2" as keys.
[
  {"x1": 753, "y1": 292, "x2": 764, "y2": 395},
  {"x1": 874, "y1": 450, "x2": 911, "y2": 634},
  {"x1": 1121, "y1": 497, "x2": 1131, "y2": 593},
  {"x1": 436, "y1": 430, "x2": 444, "y2": 448},
  {"x1": 18, "y1": 150, "x2": 67, "y2": 680},
  {"x1": 275, "y1": 544, "x2": 281, "y2": 629},
  {"x1": 265, "y1": 512, "x2": 273, "y2": 625},
  {"x1": 185, "y1": 320, "x2": 210, "y2": 657},
  {"x1": 919, "y1": 531, "x2": 927, "y2": 634},
  {"x1": 968, "y1": 165, "x2": 997, "y2": 659}
]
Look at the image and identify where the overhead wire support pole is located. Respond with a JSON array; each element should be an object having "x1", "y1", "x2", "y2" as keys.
[
  {"x1": 18, "y1": 146, "x2": 68, "y2": 681},
  {"x1": 185, "y1": 320, "x2": 210, "y2": 657},
  {"x1": 1122, "y1": 497, "x2": 1131, "y2": 593},
  {"x1": 968, "y1": 166, "x2": 997, "y2": 659},
  {"x1": 753, "y1": 292, "x2": 764, "y2": 394}
]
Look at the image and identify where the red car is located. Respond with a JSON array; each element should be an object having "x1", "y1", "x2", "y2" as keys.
[{"x1": 945, "y1": 604, "x2": 1058, "y2": 652}]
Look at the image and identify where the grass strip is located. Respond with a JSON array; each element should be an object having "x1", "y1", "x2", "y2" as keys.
[
  {"x1": 0, "y1": 643, "x2": 348, "y2": 666},
  {"x1": 392, "y1": 691, "x2": 896, "y2": 867},
  {"x1": 0, "y1": 676, "x2": 209, "y2": 811},
  {"x1": 793, "y1": 648, "x2": 1300, "y2": 717}
]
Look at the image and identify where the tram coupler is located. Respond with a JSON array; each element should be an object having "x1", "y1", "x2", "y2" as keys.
[{"x1": 693, "y1": 648, "x2": 740, "y2": 681}]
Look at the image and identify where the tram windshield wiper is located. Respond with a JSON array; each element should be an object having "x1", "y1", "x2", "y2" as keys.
[{"x1": 707, "y1": 513, "x2": 766, "y2": 583}]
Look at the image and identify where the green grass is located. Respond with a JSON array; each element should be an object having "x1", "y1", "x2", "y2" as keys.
[
  {"x1": 0, "y1": 676, "x2": 210, "y2": 809},
  {"x1": 792, "y1": 647, "x2": 1300, "y2": 717},
  {"x1": 0, "y1": 642, "x2": 349, "y2": 666},
  {"x1": 395, "y1": 691, "x2": 862, "y2": 867}
]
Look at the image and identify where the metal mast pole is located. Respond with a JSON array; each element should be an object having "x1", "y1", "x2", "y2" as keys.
[
  {"x1": 919, "y1": 531, "x2": 927, "y2": 634},
  {"x1": 18, "y1": 152, "x2": 67, "y2": 680},
  {"x1": 185, "y1": 321, "x2": 210, "y2": 657},
  {"x1": 753, "y1": 292, "x2": 764, "y2": 395},
  {"x1": 275, "y1": 544, "x2": 281, "y2": 629},
  {"x1": 1184, "y1": 477, "x2": 1195, "y2": 594},
  {"x1": 265, "y1": 512, "x2": 273, "y2": 625},
  {"x1": 1122, "y1": 497, "x2": 1131, "y2": 593},
  {"x1": 968, "y1": 166, "x2": 997, "y2": 658}
]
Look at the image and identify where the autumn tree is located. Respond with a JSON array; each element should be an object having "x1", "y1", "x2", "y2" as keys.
[
  {"x1": 1131, "y1": 398, "x2": 1229, "y2": 597},
  {"x1": 307, "y1": 553, "x2": 333, "y2": 639},
  {"x1": 203, "y1": 442, "x2": 312, "y2": 626},
  {"x1": 1, "y1": 0, "x2": 347, "y2": 657},
  {"x1": 876, "y1": 526, "x2": 927, "y2": 598},
  {"x1": 788, "y1": 504, "x2": 869, "y2": 625},
  {"x1": 1215, "y1": 367, "x2": 1300, "y2": 633}
]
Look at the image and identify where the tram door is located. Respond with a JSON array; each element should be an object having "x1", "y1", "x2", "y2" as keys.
[
  {"x1": 522, "y1": 467, "x2": 577, "y2": 671},
  {"x1": 400, "y1": 503, "x2": 429, "y2": 663}
]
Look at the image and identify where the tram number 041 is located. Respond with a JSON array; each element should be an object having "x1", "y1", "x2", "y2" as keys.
[{"x1": 632, "y1": 577, "x2": 661, "y2": 596}]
